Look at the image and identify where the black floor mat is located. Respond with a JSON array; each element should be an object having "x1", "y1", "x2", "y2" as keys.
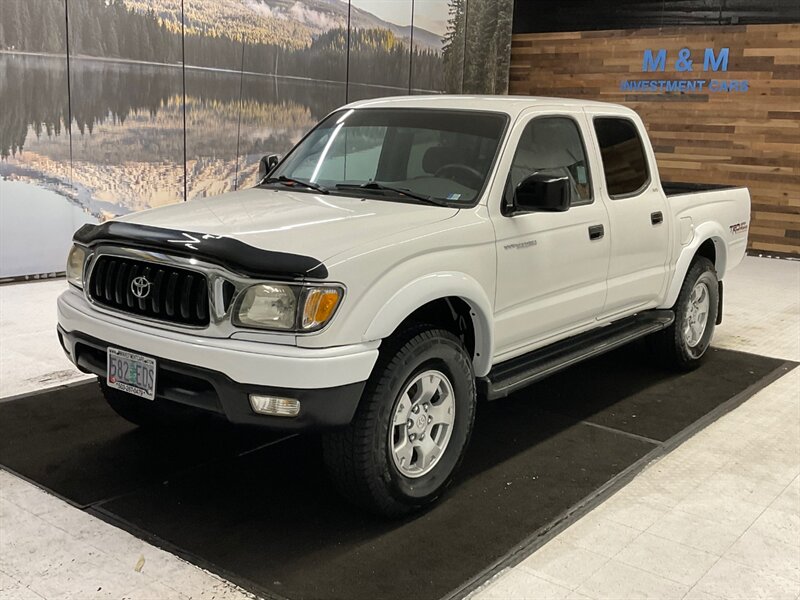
[
  {"x1": 0, "y1": 346, "x2": 789, "y2": 600},
  {"x1": 0, "y1": 382, "x2": 284, "y2": 507}
]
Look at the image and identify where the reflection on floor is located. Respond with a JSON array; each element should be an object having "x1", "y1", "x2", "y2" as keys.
[
  {"x1": 0, "y1": 279, "x2": 91, "y2": 399},
  {"x1": 0, "y1": 256, "x2": 798, "y2": 600}
]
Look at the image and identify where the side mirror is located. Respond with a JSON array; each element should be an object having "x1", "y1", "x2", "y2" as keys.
[
  {"x1": 258, "y1": 154, "x2": 280, "y2": 180},
  {"x1": 514, "y1": 172, "x2": 570, "y2": 213}
]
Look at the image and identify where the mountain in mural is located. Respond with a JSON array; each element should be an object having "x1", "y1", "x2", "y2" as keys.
[{"x1": 123, "y1": 0, "x2": 445, "y2": 50}]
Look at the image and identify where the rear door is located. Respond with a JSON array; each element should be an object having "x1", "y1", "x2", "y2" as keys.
[
  {"x1": 584, "y1": 109, "x2": 671, "y2": 317},
  {"x1": 490, "y1": 108, "x2": 611, "y2": 359}
]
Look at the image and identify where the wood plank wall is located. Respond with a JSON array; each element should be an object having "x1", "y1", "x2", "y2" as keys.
[{"x1": 510, "y1": 24, "x2": 800, "y2": 255}]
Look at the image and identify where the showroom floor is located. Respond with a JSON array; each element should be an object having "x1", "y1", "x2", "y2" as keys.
[{"x1": 1, "y1": 256, "x2": 798, "y2": 600}]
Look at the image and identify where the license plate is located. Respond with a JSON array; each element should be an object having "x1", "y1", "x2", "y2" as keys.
[{"x1": 107, "y1": 347, "x2": 157, "y2": 401}]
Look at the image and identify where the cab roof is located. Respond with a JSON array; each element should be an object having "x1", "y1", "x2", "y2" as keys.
[{"x1": 342, "y1": 95, "x2": 631, "y2": 119}]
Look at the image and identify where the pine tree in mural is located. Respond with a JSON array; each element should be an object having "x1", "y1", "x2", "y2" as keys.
[
  {"x1": 0, "y1": 0, "x2": 121, "y2": 56},
  {"x1": 442, "y1": 0, "x2": 466, "y2": 93},
  {"x1": 82, "y1": 15, "x2": 104, "y2": 56},
  {"x1": 492, "y1": 0, "x2": 513, "y2": 93},
  {"x1": 1, "y1": 0, "x2": 23, "y2": 49},
  {"x1": 442, "y1": 0, "x2": 514, "y2": 94},
  {"x1": 40, "y1": 8, "x2": 64, "y2": 53}
]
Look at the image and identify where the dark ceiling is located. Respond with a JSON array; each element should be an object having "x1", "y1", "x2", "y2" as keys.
[{"x1": 512, "y1": 0, "x2": 800, "y2": 33}]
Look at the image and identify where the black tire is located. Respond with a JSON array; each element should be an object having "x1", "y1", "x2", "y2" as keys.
[
  {"x1": 322, "y1": 325, "x2": 477, "y2": 517},
  {"x1": 99, "y1": 381, "x2": 193, "y2": 428},
  {"x1": 651, "y1": 256, "x2": 719, "y2": 371}
]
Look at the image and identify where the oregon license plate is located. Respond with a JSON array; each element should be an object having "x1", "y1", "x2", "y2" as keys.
[{"x1": 107, "y1": 347, "x2": 157, "y2": 401}]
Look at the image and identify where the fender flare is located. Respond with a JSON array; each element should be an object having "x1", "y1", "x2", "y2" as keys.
[
  {"x1": 363, "y1": 272, "x2": 494, "y2": 377},
  {"x1": 662, "y1": 221, "x2": 728, "y2": 308}
]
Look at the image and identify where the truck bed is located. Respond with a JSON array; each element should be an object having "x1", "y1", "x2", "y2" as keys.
[{"x1": 663, "y1": 182, "x2": 738, "y2": 197}]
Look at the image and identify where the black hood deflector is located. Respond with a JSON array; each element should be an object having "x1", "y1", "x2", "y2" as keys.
[{"x1": 73, "y1": 222, "x2": 328, "y2": 280}]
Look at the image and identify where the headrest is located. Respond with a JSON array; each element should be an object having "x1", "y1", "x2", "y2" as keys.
[{"x1": 422, "y1": 146, "x2": 454, "y2": 174}]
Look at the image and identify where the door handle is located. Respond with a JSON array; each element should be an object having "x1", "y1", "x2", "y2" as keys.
[
  {"x1": 588, "y1": 224, "x2": 605, "y2": 240},
  {"x1": 651, "y1": 211, "x2": 664, "y2": 225}
]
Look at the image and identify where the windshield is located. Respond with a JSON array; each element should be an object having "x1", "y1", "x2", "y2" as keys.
[{"x1": 268, "y1": 108, "x2": 508, "y2": 206}]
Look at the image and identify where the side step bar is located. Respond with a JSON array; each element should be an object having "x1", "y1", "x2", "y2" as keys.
[{"x1": 478, "y1": 310, "x2": 675, "y2": 400}]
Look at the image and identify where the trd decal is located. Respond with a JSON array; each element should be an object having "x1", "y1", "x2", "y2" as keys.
[{"x1": 729, "y1": 222, "x2": 748, "y2": 235}]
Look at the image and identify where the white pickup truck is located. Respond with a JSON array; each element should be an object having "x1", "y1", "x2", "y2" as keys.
[{"x1": 57, "y1": 96, "x2": 750, "y2": 516}]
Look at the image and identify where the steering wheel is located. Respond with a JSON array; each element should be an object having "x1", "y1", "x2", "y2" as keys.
[{"x1": 434, "y1": 164, "x2": 484, "y2": 189}]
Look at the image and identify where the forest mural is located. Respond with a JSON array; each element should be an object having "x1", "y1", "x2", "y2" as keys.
[{"x1": 0, "y1": 0, "x2": 514, "y2": 279}]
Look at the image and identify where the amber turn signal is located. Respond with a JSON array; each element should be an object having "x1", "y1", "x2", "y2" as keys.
[{"x1": 301, "y1": 287, "x2": 342, "y2": 330}]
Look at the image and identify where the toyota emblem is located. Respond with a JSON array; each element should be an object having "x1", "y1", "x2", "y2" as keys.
[{"x1": 131, "y1": 276, "x2": 152, "y2": 299}]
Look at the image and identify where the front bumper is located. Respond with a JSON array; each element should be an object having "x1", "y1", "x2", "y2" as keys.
[{"x1": 56, "y1": 290, "x2": 378, "y2": 429}]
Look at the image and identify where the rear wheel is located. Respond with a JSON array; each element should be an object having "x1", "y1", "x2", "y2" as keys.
[
  {"x1": 322, "y1": 325, "x2": 476, "y2": 517},
  {"x1": 651, "y1": 257, "x2": 719, "y2": 371}
]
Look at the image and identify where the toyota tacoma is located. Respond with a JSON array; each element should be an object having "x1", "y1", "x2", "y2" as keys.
[{"x1": 57, "y1": 96, "x2": 751, "y2": 516}]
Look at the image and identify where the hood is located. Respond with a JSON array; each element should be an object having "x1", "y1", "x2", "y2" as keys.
[{"x1": 118, "y1": 187, "x2": 459, "y2": 263}]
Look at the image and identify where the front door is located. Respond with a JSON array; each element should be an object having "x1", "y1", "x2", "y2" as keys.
[{"x1": 492, "y1": 110, "x2": 611, "y2": 360}]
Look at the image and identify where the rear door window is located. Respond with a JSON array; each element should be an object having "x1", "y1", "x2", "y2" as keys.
[{"x1": 593, "y1": 117, "x2": 650, "y2": 198}]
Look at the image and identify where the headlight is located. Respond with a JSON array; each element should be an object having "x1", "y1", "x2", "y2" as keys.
[
  {"x1": 66, "y1": 245, "x2": 87, "y2": 288},
  {"x1": 236, "y1": 284, "x2": 297, "y2": 330},
  {"x1": 234, "y1": 283, "x2": 342, "y2": 332}
]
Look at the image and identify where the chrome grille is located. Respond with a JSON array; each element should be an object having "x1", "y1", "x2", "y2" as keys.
[{"x1": 88, "y1": 255, "x2": 210, "y2": 327}]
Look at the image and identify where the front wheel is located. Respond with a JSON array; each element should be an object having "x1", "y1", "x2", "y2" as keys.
[
  {"x1": 322, "y1": 326, "x2": 476, "y2": 517},
  {"x1": 651, "y1": 256, "x2": 719, "y2": 371}
]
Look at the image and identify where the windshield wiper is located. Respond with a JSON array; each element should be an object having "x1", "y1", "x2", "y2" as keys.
[
  {"x1": 336, "y1": 182, "x2": 449, "y2": 207},
  {"x1": 260, "y1": 175, "x2": 329, "y2": 194}
]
